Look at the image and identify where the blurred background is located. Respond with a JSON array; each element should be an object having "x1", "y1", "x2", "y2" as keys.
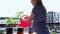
[{"x1": 0, "y1": 0, "x2": 60, "y2": 34}]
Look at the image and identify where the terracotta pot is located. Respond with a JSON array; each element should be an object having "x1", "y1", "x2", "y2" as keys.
[
  {"x1": 6, "y1": 28, "x2": 13, "y2": 34},
  {"x1": 29, "y1": 32, "x2": 33, "y2": 34},
  {"x1": 29, "y1": 28, "x2": 34, "y2": 34},
  {"x1": 17, "y1": 28, "x2": 24, "y2": 34}
]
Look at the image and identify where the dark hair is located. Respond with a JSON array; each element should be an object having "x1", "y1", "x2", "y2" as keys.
[
  {"x1": 36, "y1": 0, "x2": 46, "y2": 15},
  {"x1": 36, "y1": 0, "x2": 43, "y2": 6}
]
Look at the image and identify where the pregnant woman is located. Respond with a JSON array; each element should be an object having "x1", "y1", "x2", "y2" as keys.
[{"x1": 24, "y1": 0, "x2": 50, "y2": 34}]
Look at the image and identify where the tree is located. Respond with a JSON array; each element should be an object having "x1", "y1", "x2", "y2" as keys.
[{"x1": 16, "y1": 11, "x2": 24, "y2": 18}]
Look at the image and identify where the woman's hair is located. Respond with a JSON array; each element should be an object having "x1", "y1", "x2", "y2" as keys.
[
  {"x1": 36, "y1": 0, "x2": 46, "y2": 15},
  {"x1": 36, "y1": 0, "x2": 43, "y2": 6}
]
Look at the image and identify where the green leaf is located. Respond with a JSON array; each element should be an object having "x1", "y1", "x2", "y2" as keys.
[{"x1": 5, "y1": 17, "x2": 14, "y2": 26}]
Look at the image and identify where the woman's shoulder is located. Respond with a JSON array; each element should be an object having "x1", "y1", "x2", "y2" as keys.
[{"x1": 33, "y1": 6, "x2": 41, "y2": 10}]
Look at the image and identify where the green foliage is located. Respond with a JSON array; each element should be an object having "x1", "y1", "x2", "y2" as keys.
[
  {"x1": 0, "y1": 30, "x2": 4, "y2": 34},
  {"x1": 5, "y1": 17, "x2": 15, "y2": 26},
  {"x1": 16, "y1": 11, "x2": 24, "y2": 15},
  {"x1": 50, "y1": 26, "x2": 57, "y2": 34},
  {"x1": 16, "y1": 11, "x2": 24, "y2": 18},
  {"x1": 5, "y1": 11, "x2": 24, "y2": 26}
]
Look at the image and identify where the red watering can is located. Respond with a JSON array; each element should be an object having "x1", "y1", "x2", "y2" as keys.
[{"x1": 19, "y1": 15, "x2": 32, "y2": 28}]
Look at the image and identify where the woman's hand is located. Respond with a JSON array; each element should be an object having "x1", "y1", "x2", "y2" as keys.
[{"x1": 20, "y1": 12, "x2": 35, "y2": 23}]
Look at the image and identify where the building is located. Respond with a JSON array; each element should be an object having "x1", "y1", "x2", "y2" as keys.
[
  {"x1": 46, "y1": 11, "x2": 60, "y2": 33},
  {"x1": 47, "y1": 11, "x2": 60, "y2": 23}
]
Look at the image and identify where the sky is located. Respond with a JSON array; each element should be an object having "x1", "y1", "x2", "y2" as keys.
[{"x1": 0, "y1": 0, "x2": 60, "y2": 17}]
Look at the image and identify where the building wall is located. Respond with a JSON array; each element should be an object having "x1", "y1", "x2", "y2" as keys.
[
  {"x1": 0, "y1": 20, "x2": 7, "y2": 24},
  {"x1": 47, "y1": 11, "x2": 60, "y2": 23}
]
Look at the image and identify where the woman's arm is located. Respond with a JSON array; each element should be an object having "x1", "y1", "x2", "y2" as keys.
[{"x1": 27, "y1": 13, "x2": 35, "y2": 22}]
